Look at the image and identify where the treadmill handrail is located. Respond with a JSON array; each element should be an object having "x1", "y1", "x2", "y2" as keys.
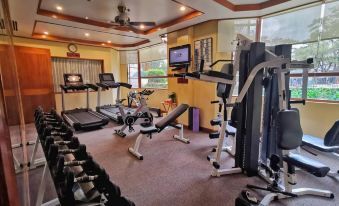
[
  {"x1": 60, "y1": 84, "x2": 89, "y2": 92},
  {"x1": 117, "y1": 82, "x2": 132, "y2": 89},
  {"x1": 86, "y1": 83, "x2": 99, "y2": 91}
]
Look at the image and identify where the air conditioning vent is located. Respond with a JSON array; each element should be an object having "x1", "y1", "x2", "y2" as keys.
[{"x1": 0, "y1": 19, "x2": 18, "y2": 31}]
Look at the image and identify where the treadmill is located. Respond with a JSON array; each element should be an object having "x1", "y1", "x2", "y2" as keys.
[
  {"x1": 96, "y1": 73, "x2": 135, "y2": 124},
  {"x1": 60, "y1": 73, "x2": 109, "y2": 131}
]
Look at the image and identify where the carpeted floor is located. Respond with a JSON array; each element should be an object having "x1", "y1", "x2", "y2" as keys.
[{"x1": 13, "y1": 121, "x2": 339, "y2": 206}]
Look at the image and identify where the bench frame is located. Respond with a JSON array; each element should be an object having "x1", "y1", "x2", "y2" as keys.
[{"x1": 128, "y1": 123, "x2": 189, "y2": 160}]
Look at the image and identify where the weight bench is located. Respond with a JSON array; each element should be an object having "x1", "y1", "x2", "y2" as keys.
[
  {"x1": 302, "y1": 120, "x2": 339, "y2": 154},
  {"x1": 128, "y1": 104, "x2": 190, "y2": 160},
  {"x1": 249, "y1": 110, "x2": 334, "y2": 206}
]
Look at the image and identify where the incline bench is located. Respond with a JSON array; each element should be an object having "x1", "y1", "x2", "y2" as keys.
[
  {"x1": 128, "y1": 104, "x2": 190, "y2": 160},
  {"x1": 302, "y1": 120, "x2": 339, "y2": 155}
]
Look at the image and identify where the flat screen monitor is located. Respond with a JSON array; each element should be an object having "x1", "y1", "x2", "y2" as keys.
[
  {"x1": 169, "y1": 44, "x2": 191, "y2": 67},
  {"x1": 99, "y1": 73, "x2": 115, "y2": 83},
  {"x1": 64, "y1": 73, "x2": 83, "y2": 86}
]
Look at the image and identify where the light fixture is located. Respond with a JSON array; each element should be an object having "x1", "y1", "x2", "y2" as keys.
[
  {"x1": 101, "y1": 43, "x2": 105, "y2": 46},
  {"x1": 52, "y1": 15, "x2": 57, "y2": 18},
  {"x1": 107, "y1": 40, "x2": 111, "y2": 43},
  {"x1": 84, "y1": 33, "x2": 90, "y2": 37},
  {"x1": 85, "y1": 16, "x2": 89, "y2": 20},
  {"x1": 42, "y1": 35, "x2": 47, "y2": 38},
  {"x1": 140, "y1": 24, "x2": 145, "y2": 29},
  {"x1": 129, "y1": 30, "x2": 133, "y2": 32},
  {"x1": 56, "y1": 6, "x2": 63, "y2": 11},
  {"x1": 157, "y1": 28, "x2": 161, "y2": 31},
  {"x1": 160, "y1": 34, "x2": 167, "y2": 43},
  {"x1": 43, "y1": 31, "x2": 49, "y2": 35},
  {"x1": 180, "y1": 6, "x2": 186, "y2": 11}
]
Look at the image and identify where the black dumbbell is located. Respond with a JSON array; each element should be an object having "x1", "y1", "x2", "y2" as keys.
[
  {"x1": 61, "y1": 167, "x2": 105, "y2": 204},
  {"x1": 35, "y1": 115, "x2": 62, "y2": 129},
  {"x1": 44, "y1": 136, "x2": 79, "y2": 152},
  {"x1": 54, "y1": 153, "x2": 92, "y2": 181},
  {"x1": 39, "y1": 124, "x2": 73, "y2": 141},
  {"x1": 48, "y1": 144, "x2": 87, "y2": 165},
  {"x1": 34, "y1": 107, "x2": 57, "y2": 119}
]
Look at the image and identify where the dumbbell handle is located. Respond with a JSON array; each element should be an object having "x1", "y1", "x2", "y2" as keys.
[
  {"x1": 59, "y1": 148, "x2": 79, "y2": 154},
  {"x1": 75, "y1": 175, "x2": 99, "y2": 183},
  {"x1": 64, "y1": 159, "x2": 87, "y2": 167}
]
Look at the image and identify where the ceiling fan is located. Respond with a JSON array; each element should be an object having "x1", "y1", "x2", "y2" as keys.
[{"x1": 110, "y1": 0, "x2": 156, "y2": 29}]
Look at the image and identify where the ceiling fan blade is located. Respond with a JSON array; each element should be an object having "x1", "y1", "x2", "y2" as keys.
[{"x1": 129, "y1": 22, "x2": 156, "y2": 26}]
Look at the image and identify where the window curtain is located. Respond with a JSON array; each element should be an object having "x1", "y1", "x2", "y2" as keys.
[
  {"x1": 139, "y1": 44, "x2": 167, "y2": 63},
  {"x1": 52, "y1": 57, "x2": 102, "y2": 92}
]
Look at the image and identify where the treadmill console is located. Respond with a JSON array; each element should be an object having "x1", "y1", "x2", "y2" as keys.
[
  {"x1": 99, "y1": 73, "x2": 118, "y2": 87},
  {"x1": 64, "y1": 73, "x2": 83, "y2": 86}
]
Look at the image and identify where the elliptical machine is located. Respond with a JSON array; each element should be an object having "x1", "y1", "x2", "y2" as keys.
[{"x1": 115, "y1": 89, "x2": 154, "y2": 137}]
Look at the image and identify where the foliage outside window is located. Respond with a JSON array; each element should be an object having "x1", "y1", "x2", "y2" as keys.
[{"x1": 140, "y1": 59, "x2": 168, "y2": 89}]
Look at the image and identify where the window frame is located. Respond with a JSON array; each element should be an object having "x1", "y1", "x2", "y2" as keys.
[{"x1": 127, "y1": 63, "x2": 139, "y2": 88}]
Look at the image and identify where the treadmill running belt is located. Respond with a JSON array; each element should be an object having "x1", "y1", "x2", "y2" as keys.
[{"x1": 68, "y1": 112, "x2": 103, "y2": 125}]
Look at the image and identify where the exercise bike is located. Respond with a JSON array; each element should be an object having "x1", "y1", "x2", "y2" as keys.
[{"x1": 115, "y1": 89, "x2": 154, "y2": 137}]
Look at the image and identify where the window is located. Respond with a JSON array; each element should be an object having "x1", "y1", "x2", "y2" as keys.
[
  {"x1": 125, "y1": 44, "x2": 168, "y2": 89},
  {"x1": 140, "y1": 59, "x2": 168, "y2": 89},
  {"x1": 128, "y1": 63, "x2": 138, "y2": 88},
  {"x1": 51, "y1": 57, "x2": 103, "y2": 92}
]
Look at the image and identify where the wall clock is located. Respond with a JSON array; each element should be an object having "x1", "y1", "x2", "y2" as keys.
[{"x1": 68, "y1": 43, "x2": 78, "y2": 53}]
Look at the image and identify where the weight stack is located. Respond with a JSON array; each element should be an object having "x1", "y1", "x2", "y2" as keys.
[{"x1": 188, "y1": 107, "x2": 199, "y2": 132}]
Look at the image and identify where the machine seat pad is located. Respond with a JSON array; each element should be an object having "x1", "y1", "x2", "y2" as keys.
[
  {"x1": 210, "y1": 119, "x2": 222, "y2": 126},
  {"x1": 302, "y1": 135, "x2": 339, "y2": 152},
  {"x1": 283, "y1": 153, "x2": 330, "y2": 177},
  {"x1": 140, "y1": 126, "x2": 159, "y2": 134},
  {"x1": 155, "y1": 104, "x2": 189, "y2": 131},
  {"x1": 226, "y1": 124, "x2": 236, "y2": 136}
]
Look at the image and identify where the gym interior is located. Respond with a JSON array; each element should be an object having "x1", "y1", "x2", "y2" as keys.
[{"x1": 0, "y1": 0, "x2": 338, "y2": 205}]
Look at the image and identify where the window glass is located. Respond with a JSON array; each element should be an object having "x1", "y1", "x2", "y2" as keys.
[
  {"x1": 261, "y1": 5, "x2": 322, "y2": 45},
  {"x1": 141, "y1": 60, "x2": 167, "y2": 77},
  {"x1": 322, "y1": 1, "x2": 339, "y2": 39},
  {"x1": 141, "y1": 78, "x2": 168, "y2": 89},
  {"x1": 128, "y1": 64, "x2": 138, "y2": 88}
]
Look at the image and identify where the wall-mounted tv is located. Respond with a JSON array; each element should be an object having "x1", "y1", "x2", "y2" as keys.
[{"x1": 169, "y1": 44, "x2": 191, "y2": 67}]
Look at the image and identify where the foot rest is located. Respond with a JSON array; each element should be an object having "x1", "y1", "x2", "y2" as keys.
[
  {"x1": 209, "y1": 132, "x2": 220, "y2": 139},
  {"x1": 210, "y1": 119, "x2": 221, "y2": 126},
  {"x1": 283, "y1": 153, "x2": 330, "y2": 177}
]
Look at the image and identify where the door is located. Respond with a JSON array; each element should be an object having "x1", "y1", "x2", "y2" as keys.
[{"x1": 0, "y1": 45, "x2": 55, "y2": 125}]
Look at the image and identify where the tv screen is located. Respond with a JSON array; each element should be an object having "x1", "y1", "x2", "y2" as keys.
[
  {"x1": 169, "y1": 44, "x2": 191, "y2": 66},
  {"x1": 99, "y1": 73, "x2": 115, "y2": 82}
]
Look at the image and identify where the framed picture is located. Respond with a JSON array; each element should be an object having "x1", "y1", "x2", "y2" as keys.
[{"x1": 194, "y1": 37, "x2": 213, "y2": 71}]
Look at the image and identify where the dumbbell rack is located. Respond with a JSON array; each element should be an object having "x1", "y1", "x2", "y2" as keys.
[{"x1": 34, "y1": 107, "x2": 135, "y2": 206}]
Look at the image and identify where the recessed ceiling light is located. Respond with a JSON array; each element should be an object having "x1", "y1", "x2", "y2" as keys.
[
  {"x1": 101, "y1": 43, "x2": 105, "y2": 46},
  {"x1": 42, "y1": 35, "x2": 47, "y2": 38},
  {"x1": 56, "y1": 6, "x2": 63, "y2": 11},
  {"x1": 52, "y1": 15, "x2": 57, "y2": 18},
  {"x1": 140, "y1": 24, "x2": 145, "y2": 29},
  {"x1": 157, "y1": 28, "x2": 161, "y2": 31},
  {"x1": 107, "y1": 40, "x2": 111, "y2": 43},
  {"x1": 129, "y1": 30, "x2": 133, "y2": 32},
  {"x1": 180, "y1": 6, "x2": 186, "y2": 11},
  {"x1": 85, "y1": 16, "x2": 89, "y2": 20},
  {"x1": 43, "y1": 31, "x2": 49, "y2": 35},
  {"x1": 84, "y1": 33, "x2": 90, "y2": 37}
]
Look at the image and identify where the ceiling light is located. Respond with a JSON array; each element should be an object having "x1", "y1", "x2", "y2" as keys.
[
  {"x1": 180, "y1": 6, "x2": 186, "y2": 11},
  {"x1": 140, "y1": 24, "x2": 145, "y2": 29},
  {"x1": 101, "y1": 43, "x2": 105, "y2": 46},
  {"x1": 107, "y1": 40, "x2": 111, "y2": 43},
  {"x1": 157, "y1": 28, "x2": 161, "y2": 31},
  {"x1": 52, "y1": 15, "x2": 57, "y2": 18},
  {"x1": 43, "y1": 31, "x2": 49, "y2": 35},
  {"x1": 84, "y1": 33, "x2": 90, "y2": 37},
  {"x1": 129, "y1": 30, "x2": 133, "y2": 32},
  {"x1": 42, "y1": 35, "x2": 47, "y2": 38},
  {"x1": 56, "y1": 6, "x2": 63, "y2": 11},
  {"x1": 85, "y1": 16, "x2": 89, "y2": 20}
]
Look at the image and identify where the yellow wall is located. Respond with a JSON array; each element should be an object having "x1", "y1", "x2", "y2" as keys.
[
  {"x1": 167, "y1": 21, "x2": 230, "y2": 129},
  {"x1": 296, "y1": 102, "x2": 339, "y2": 137},
  {"x1": 11, "y1": 37, "x2": 120, "y2": 113}
]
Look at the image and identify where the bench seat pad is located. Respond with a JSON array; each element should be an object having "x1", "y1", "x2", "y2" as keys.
[
  {"x1": 302, "y1": 135, "x2": 339, "y2": 152},
  {"x1": 283, "y1": 153, "x2": 330, "y2": 177}
]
